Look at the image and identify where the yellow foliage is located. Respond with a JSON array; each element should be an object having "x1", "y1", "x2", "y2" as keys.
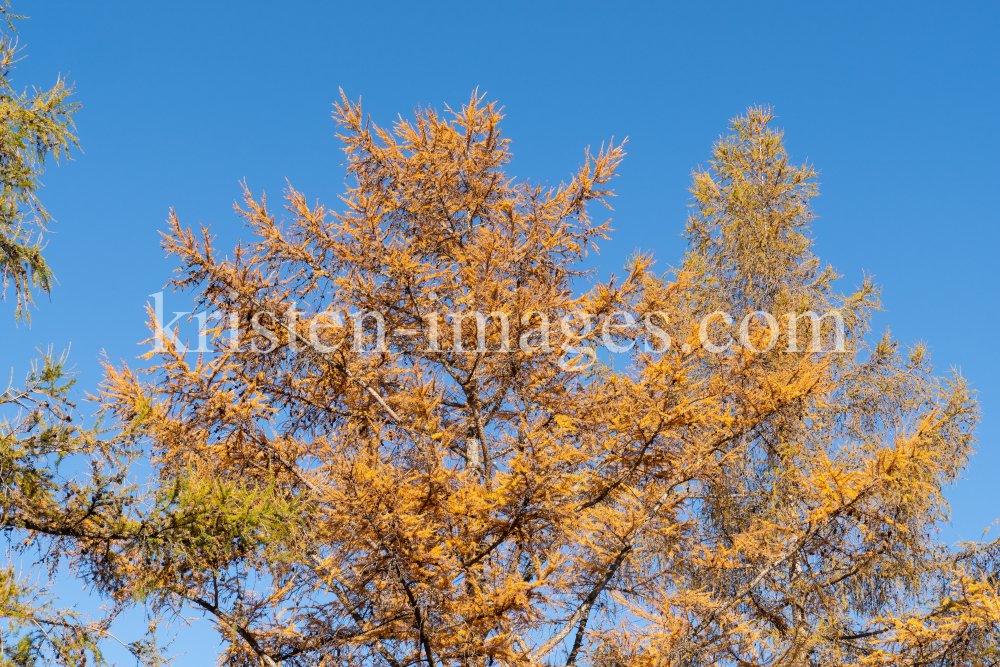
[{"x1": 86, "y1": 98, "x2": 994, "y2": 667}]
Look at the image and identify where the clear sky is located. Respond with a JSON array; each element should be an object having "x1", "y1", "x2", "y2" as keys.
[{"x1": 4, "y1": 1, "x2": 999, "y2": 663}]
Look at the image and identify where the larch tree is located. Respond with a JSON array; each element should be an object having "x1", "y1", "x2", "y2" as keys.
[
  {"x1": 90, "y1": 93, "x2": 998, "y2": 667},
  {"x1": 0, "y1": 3, "x2": 77, "y2": 323},
  {"x1": 0, "y1": 4, "x2": 165, "y2": 664}
]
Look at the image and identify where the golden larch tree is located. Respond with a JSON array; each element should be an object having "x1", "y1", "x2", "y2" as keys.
[{"x1": 88, "y1": 94, "x2": 998, "y2": 667}]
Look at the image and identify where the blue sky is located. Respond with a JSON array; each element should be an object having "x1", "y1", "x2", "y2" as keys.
[{"x1": 4, "y1": 1, "x2": 999, "y2": 663}]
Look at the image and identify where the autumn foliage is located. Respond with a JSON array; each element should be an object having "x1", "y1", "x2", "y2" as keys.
[{"x1": 16, "y1": 93, "x2": 998, "y2": 666}]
